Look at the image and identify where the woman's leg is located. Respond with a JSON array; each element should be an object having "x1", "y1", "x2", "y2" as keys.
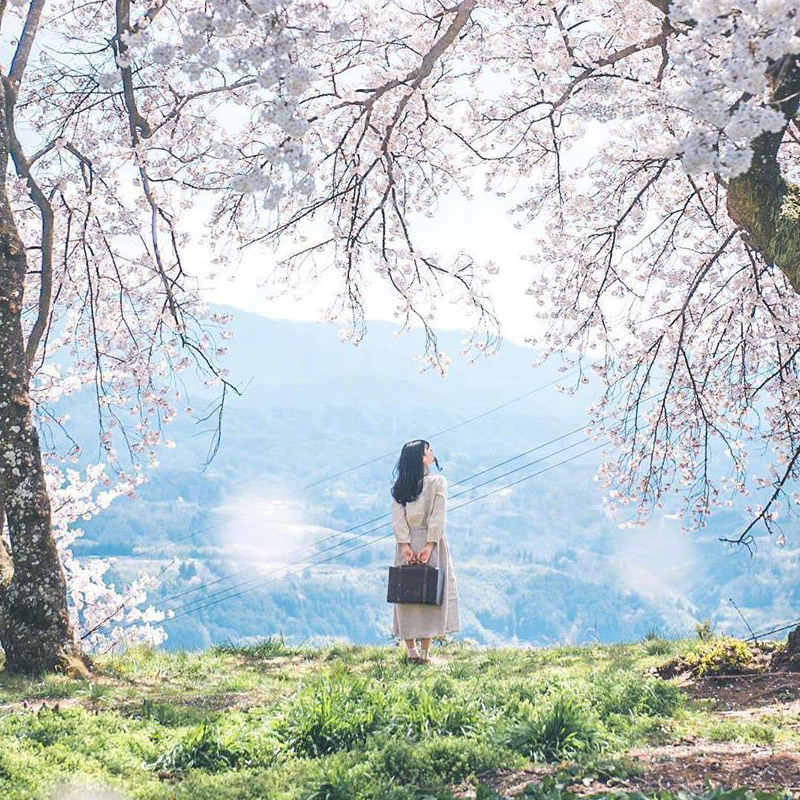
[
  {"x1": 404, "y1": 638, "x2": 419, "y2": 657},
  {"x1": 419, "y1": 637, "x2": 432, "y2": 661}
]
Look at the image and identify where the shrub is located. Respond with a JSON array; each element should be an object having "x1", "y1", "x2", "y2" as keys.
[
  {"x1": 150, "y1": 723, "x2": 245, "y2": 773},
  {"x1": 683, "y1": 638, "x2": 756, "y2": 677},
  {"x1": 503, "y1": 695, "x2": 600, "y2": 762}
]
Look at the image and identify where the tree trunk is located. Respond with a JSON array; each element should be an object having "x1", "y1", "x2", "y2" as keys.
[
  {"x1": 771, "y1": 625, "x2": 800, "y2": 672},
  {"x1": 0, "y1": 80, "x2": 85, "y2": 676},
  {"x1": 727, "y1": 155, "x2": 800, "y2": 292},
  {"x1": 726, "y1": 57, "x2": 800, "y2": 292}
]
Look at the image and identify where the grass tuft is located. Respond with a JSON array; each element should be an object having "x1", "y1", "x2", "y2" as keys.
[
  {"x1": 151, "y1": 722, "x2": 246, "y2": 773},
  {"x1": 273, "y1": 675, "x2": 385, "y2": 757},
  {"x1": 503, "y1": 695, "x2": 601, "y2": 762},
  {"x1": 212, "y1": 634, "x2": 300, "y2": 659}
]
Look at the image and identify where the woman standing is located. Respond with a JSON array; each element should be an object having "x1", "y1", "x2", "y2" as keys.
[{"x1": 390, "y1": 440, "x2": 460, "y2": 664}]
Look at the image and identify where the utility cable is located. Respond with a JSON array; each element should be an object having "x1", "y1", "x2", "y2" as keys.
[
  {"x1": 99, "y1": 439, "x2": 605, "y2": 639},
  {"x1": 158, "y1": 441, "x2": 608, "y2": 626},
  {"x1": 141, "y1": 425, "x2": 593, "y2": 613},
  {"x1": 104, "y1": 386, "x2": 668, "y2": 627},
  {"x1": 146, "y1": 435, "x2": 596, "y2": 621},
  {"x1": 132, "y1": 368, "x2": 582, "y2": 557}
]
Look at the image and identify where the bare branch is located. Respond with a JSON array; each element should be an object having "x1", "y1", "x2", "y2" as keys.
[{"x1": 8, "y1": 0, "x2": 46, "y2": 88}]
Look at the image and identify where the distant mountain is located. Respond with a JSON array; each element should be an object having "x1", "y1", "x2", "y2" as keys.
[{"x1": 58, "y1": 306, "x2": 796, "y2": 650}]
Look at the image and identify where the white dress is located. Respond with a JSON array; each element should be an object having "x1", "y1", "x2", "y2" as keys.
[{"x1": 390, "y1": 472, "x2": 460, "y2": 639}]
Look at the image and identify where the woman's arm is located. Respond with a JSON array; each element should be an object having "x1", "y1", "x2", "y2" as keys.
[
  {"x1": 392, "y1": 499, "x2": 417, "y2": 564},
  {"x1": 417, "y1": 476, "x2": 446, "y2": 564},
  {"x1": 391, "y1": 498, "x2": 411, "y2": 543}
]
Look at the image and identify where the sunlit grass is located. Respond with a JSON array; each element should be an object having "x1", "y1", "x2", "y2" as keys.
[{"x1": 0, "y1": 637, "x2": 793, "y2": 799}]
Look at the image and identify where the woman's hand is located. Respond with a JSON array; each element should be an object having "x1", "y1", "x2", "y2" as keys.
[
  {"x1": 416, "y1": 543, "x2": 435, "y2": 564},
  {"x1": 402, "y1": 544, "x2": 417, "y2": 564}
]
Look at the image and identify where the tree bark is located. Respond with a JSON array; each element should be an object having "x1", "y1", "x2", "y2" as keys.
[
  {"x1": 0, "y1": 78, "x2": 85, "y2": 675},
  {"x1": 772, "y1": 625, "x2": 800, "y2": 672},
  {"x1": 726, "y1": 58, "x2": 800, "y2": 292}
]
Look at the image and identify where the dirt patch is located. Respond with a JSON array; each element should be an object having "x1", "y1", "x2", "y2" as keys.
[
  {"x1": 0, "y1": 697, "x2": 87, "y2": 714},
  {"x1": 450, "y1": 766, "x2": 554, "y2": 799},
  {"x1": 455, "y1": 746, "x2": 800, "y2": 798},
  {"x1": 625, "y1": 742, "x2": 800, "y2": 794},
  {"x1": 687, "y1": 672, "x2": 800, "y2": 712}
]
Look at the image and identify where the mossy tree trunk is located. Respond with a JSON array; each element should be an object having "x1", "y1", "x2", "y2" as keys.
[
  {"x1": 721, "y1": 56, "x2": 800, "y2": 651},
  {"x1": 726, "y1": 58, "x2": 800, "y2": 292}
]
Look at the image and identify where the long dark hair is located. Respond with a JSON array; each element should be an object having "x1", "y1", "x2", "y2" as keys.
[{"x1": 391, "y1": 439, "x2": 441, "y2": 505}]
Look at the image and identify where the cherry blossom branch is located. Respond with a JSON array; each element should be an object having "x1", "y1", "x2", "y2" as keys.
[
  {"x1": 114, "y1": 0, "x2": 151, "y2": 137},
  {"x1": 551, "y1": 32, "x2": 670, "y2": 109},
  {"x1": 8, "y1": 0, "x2": 46, "y2": 88},
  {"x1": 720, "y1": 444, "x2": 800, "y2": 550}
]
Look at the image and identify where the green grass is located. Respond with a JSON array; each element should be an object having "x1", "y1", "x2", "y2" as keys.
[{"x1": 0, "y1": 638, "x2": 795, "y2": 799}]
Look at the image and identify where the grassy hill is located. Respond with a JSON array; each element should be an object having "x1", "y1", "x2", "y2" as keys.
[{"x1": 0, "y1": 636, "x2": 797, "y2": 799}]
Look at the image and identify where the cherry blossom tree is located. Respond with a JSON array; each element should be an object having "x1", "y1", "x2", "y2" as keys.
[
  {"x1": 0, "y1": 0, "x2": 333, "y2": 673},
  {"x1": 3, "y1": 0, "x2": 800, "y2": 673},
  {"x1": 259, "y1": 0, "x2": 800, "y2": 552}
]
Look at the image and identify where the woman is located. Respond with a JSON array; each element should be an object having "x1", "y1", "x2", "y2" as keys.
[{"x1": 390, "y1": 439, "x2": 460, "y2": 664}]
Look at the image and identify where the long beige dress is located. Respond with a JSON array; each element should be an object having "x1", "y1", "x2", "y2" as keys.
[{"x1": 391, "y1": 471, "x2": 460, "y2": 639}]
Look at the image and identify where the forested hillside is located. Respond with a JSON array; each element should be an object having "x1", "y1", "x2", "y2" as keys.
[{"x1": 55, "y1": 306, "x2": 798, "y2": 650}]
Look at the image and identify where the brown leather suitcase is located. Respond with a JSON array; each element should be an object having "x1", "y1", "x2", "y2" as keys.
[{"x1": 387, "y1": 564, "x2": 444, "y2": 605}]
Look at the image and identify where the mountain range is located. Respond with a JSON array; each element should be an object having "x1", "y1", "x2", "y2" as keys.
[{"x1": 56, "y1": 306, "x2": 799, "y2": 650}]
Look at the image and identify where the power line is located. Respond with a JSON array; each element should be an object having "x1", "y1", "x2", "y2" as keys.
[
  {"x1": 83, "y1": 377, "x2": 596, "y2": 633},
  {"x1": 133, "y1": 383, "x2": 655, "y2": 613},
  {"x1": 140, "y1": 425, "x2": 593, "y2": 614},
  {"x1": 746, "y1": 616, "x2": 800, "y2": 642},
  {"x1": 88, "y1": 382, "x2": 671, "y2": 640},
  {"x1": 83, "y1": 430, "x2": 592, "y2": 640},
  {"x1": 98, "y1": 444, "x2": 605, "y2": 636},
  {"x1": 99, "y1": 384, "x2": 666, "y2": 633},
  {"x1": 288, "y1": 370, "x2": 581, "y2": 495},
  {"x1": 153, "y1": 441, "x2": 608, "y2": 627},
  {"x1": 93, "y1": 380, "x2": 676, "y2": 640},
  {"x1": 132, "y1": 368, "x2": 582, "y2": 557},
  {"x1": 144, "y1": 435, "x2": 596, "y2": 621}
]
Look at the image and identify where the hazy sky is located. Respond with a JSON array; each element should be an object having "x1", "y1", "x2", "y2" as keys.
[{"x1": 197, "y1": 186, "x2": 545, "y2": 347}]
